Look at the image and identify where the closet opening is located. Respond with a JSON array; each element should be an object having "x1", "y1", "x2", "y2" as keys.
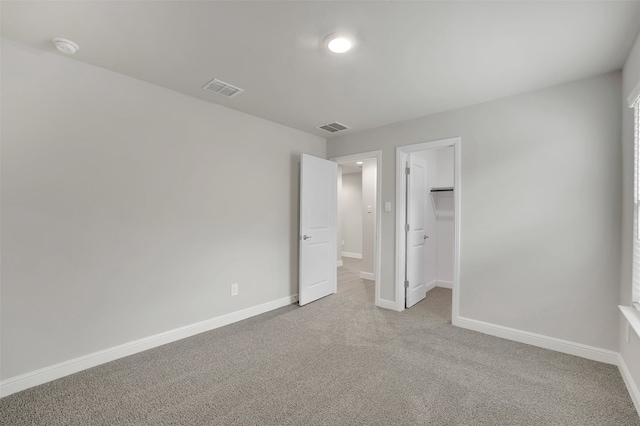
[{"x1": 395, "y1": 138, "x2": 461, "y2": 321}]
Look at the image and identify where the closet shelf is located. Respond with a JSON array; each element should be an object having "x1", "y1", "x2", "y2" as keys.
[
  {"x1": 430, "y1": 187, "x2": 454, "y2": 218},
  {"x1": 430, "y1": 187, "x2": 454, "y2": 192}
]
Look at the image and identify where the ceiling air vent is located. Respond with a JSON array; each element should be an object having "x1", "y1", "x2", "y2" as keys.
[
  {"x1": 318, "y1": 122, "x2": 350, "y2": 133},
  {"x1": 202, "y1": 78, "x2": 244, "y2": 98}
]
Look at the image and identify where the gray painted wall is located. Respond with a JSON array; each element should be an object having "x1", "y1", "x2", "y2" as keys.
[
  {"x1": 361, "y1": 159, "x2": 377, "y2": 277},
  {"x1": 415, "y1": 150, "x2": 438, "y2": 287},
  {"x1": 434, "y1": 148, "x2": 454, "y2": 285},
  {"x1": 435, "y1": 191, "x2": 454, "y2": 285},
  {"x1": 436, "y1": 147, "x2": 454, "y2": 189},
  {"x1": 327, "y1": 72, "x2": 622, "y2": 351},
  {"x1": 1, "y1": 39, "x2": 325, "y2": 380},
  {"x1": 341, "y1": 173, "x2": 363, "y2": 256},
  {"x1": 620, "y1": 30, "x2": 640, "y2": 402},
  {"x1": 336, "y1": 167, "x2": 343, "y2": 263}
]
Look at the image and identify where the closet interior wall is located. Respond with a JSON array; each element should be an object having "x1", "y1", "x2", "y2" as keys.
[{"x1": 415, "y1": 147, "x2": 454, "y2": 290}]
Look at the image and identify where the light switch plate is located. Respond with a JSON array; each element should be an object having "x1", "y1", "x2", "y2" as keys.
[{"x1": 384, "y1": 202, "x2": 391, "y2": 212}]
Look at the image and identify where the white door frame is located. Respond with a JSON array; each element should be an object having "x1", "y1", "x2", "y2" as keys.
[
  {"x1": 395, "y1": 137, "x2": 461, "y2": 322},
  {"x1": 330, "y1": 150, "x2": 386, "y2": 309}
]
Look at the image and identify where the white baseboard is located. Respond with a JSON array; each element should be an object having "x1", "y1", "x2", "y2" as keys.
[
  {"x1": 376, "y1": 298, "x2": 400, "y2": 311},
  {"x1": 436, "y1": 280, "x2": 453, "y2": 289},
  {"x1": 0, "y1": 294, "x2": 299, "y2": 398},
  {"x1": 454, "y1": 316, "x2": 618, "y2": 365},
  {"x1": 336, "y1": 260, "x2": 343, "y2": 267},
  {"x1": 425, "y1": 280, "x2": 438, "y2": 293},
  {"x1": 341, "y1": 252, "x2": 362, "y2": 259},
  {"x1": 360, "y1": 271, "x2": 375, "y2": 280},
  {"x1": 618, "y1": 353, "x2": 640, "y2": 417}
]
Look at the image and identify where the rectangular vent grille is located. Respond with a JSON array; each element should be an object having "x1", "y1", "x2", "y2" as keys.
[
  {"x1": 202, "y1": 78, "x2": 244, "y2": 98},
  {"x1": 318, "y1": 122, "x2": 350, "y2": 133}
]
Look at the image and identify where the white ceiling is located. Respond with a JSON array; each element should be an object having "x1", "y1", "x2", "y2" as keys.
[{"x1": 3, "y1": 1, "x2": 640, "y2": 138}]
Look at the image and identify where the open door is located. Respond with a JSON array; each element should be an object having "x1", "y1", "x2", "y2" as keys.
[
  {"x1": 405, "y1": 154, "x2": 428, "y2": 308},
  {"x1": 299, "y1": 154, "x2": 337, "y2": 306}
]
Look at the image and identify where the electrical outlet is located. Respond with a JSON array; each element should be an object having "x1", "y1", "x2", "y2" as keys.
[
  {"x1": 341, "y1": 240, "x2": 345, "y2": 246},
  {"x1": 230, "y1": 283, "x2": 238, "y2": 297}
]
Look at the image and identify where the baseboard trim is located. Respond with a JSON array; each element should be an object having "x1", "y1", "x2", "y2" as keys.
[
  {"x1": 425, "y1": 280, "x2": 438, "y2": 293},
  {"x1": 336, "y1": 260, "x2": 343, "y2": 267},
  {"x1": 376, "y1": 298, "x2": 399, "y2": 311},
  {"x1": 618, "y1": 353, "x2": 640, "y2": 416},
  {"x1": 436, "y1": 280, "x2": 453, "y2": 289},
  {"x1": 360, "y1": 271, "x2": 375, "y2": 280},
  {"x1": 341, "y1": 252, "x2": 362, "y2": 259},
  {"x1": 0, "y1": 294, "x2": 299, "y2": 398},
  {"x1": 454, "y1": 316, "x2": 618, "y2": 365}
]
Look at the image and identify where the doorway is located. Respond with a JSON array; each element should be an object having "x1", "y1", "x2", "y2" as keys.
[
  {"x1": 395, "y1": 138, "x2": 461, "y2": 321},
  {"x1": 331, "y1": 151, "x2": 383, "y2": 307}
]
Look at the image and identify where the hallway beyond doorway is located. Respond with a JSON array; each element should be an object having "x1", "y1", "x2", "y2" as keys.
[{"x1": 337, "y1": 257, "x2": 374, "y2": 303}]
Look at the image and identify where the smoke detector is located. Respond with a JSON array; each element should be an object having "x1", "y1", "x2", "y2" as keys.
[
  {"x1": 52, "y1": 38, "x2": 79, "y2": 54},
  {"x1": 318, "y1": 122, "x2": 350, "y2": 133},
  {"x1": 202, "y1": 78, "x2": 244, "y2": 98}
]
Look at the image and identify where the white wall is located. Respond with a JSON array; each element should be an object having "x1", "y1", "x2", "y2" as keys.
[
  {"x1": 435, "y1": 192, "x2": 454, "y2": 285},
  {"x1": 416, "y1": 148, "x2": 454, "y2": 288},
  {"x1": 0, "y1": 39, "x2": 326, "y2": 380},
  {"x1": 361, "y1": 159, "x2": 377, "y2": 276},
  {"x1": 415, "y1": 151, "x2": 438, "y2": 286},
  {"x1": 341, "y1": 173, "x2": 363, "y2": 256},
  {"x1": 436, "y1": 147, "x2": 454, "y2": 188},
  {"x1": 620, "y1": 30, "x2": 640, "y2": 407},
  {"x1": 337, "y1": 167, "x2": 343, "y2": 263},
  {"x1": 327, "y1": 72, "x2": 622, "y2": 352},
  {"x1": 435, "y1": 147, "x2": 454, "y2": 285}
]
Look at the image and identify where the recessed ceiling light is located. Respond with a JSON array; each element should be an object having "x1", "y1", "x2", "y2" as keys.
[
  {"x1": 356, "y1": 161, "x2": 363, "y2": 166},
  {"x1": 52, "y1": 38, "x2": 79, "y2": 55},
  {"x1": 324, "y1": 33, "x2": 356, "y2": 54}
]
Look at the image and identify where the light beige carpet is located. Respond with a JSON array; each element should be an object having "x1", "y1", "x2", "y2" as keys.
[{"x1": 1, "y1": 260, "x2": 638, "y2": 425}]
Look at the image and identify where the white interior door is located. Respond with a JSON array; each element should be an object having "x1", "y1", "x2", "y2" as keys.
[
  {"x1": 406, "y1": 154, "x2": 428, "y2": 308},
  {"x1": 299, "y1": 154, "x2": 337, "y2": 306}
]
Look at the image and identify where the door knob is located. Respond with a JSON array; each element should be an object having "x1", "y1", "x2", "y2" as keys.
[{"x1": 302, "y1": 235, "x2": 312, "y2": 240}]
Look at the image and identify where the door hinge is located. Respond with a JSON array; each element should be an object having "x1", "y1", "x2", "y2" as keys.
[
  {"x1": 405, "y1": 223, "x2": 410, "y2": 232},
  {"x1": 405, "y1": 167, "x2": 410, "y2": 175},
  {"x1": 404, "y1": 280, "x2": 409, "y2": 288}
]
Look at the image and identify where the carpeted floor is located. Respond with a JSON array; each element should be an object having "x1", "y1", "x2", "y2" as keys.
[
  {"x1": 1, "y1": 258, "x2": 638, "y2": 425},
  {"x1": 337, "y1": 256, "x2": 375, "y2": 303}
]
